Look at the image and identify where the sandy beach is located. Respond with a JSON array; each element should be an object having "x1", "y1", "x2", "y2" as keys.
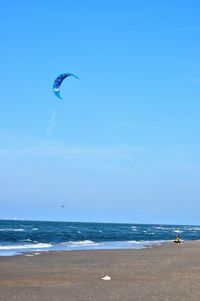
[{"x1": 0, "y1": 241, "x2": 200, "y2": 300}]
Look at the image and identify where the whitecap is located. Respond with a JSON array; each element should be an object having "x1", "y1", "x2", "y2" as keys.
[
  {"x1": 186, "y1": 227, "x2": 200, "y2": 231},
  {"x1": 0, "y1": 228, "x2": 25, "y2": 232},
  {"x1": 155, "y1": 226, "x2": 165, "y2": 230}
]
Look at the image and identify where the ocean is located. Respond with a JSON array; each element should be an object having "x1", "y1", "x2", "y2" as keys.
[{"x1": 0, "y1": 220, "x2": 200, "y2": 256}]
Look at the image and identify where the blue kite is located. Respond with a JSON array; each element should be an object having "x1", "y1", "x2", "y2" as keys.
[{"x1": 53, "y1": 73, "x2": 79, "y2": 99}]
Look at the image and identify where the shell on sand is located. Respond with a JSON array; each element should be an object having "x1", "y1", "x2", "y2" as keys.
[{"x1": 101, "y1": 275, "x2": 111, "y2": 280}]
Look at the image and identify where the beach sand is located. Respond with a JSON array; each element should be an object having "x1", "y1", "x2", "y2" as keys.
[{"x1": 0, "y1": 241, "x2": 200, "y2": 300}]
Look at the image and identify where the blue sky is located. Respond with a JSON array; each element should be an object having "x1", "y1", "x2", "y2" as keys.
[{"x1": 1, "y1": 0, "x2": 200, "y2": 224}]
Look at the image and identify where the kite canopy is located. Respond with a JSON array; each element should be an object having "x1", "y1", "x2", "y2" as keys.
[{"x1": 53, "y1": 73, "x2": 79, "y2": 99}]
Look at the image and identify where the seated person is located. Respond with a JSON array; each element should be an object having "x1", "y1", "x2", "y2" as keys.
[{"x1": 174, "y1": 234, "x2": 181, "y2": 243}]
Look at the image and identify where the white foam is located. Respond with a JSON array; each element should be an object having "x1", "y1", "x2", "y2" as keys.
[
  {"x1": 155, "y1": 226, "x2": 165, "y2": 230},
  {"x1": 186, "y1": 227, "x2": 200, "y2": 231},
  {"x1": 0, "y1": 243, "x2": 52, "y2": 250},
  {"x1": 60, "y1": 240, "x2": 162, "y2": 251},
  {"x1": 68, "y1": 240, "x2": 98, "y2": 246},
  {"x1": 131, "y1": 228, "x2": 138, "y2": 232},
  {"x1": 131, "y1": 226, "x2": 138, "y2": 231},
  {"x1": 0, "y1": 228, "x2": 25, "y2": 232}
]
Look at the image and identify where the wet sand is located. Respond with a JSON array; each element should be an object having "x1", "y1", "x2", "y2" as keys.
[{"x1": 0, "y1": 241, "x2": 200, "y2": 300}]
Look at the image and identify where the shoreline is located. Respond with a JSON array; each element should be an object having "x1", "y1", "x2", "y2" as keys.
[
  {"x1": 0, "y1": 239, "x2": 169, "y2": 257},
  {"x1": 1, "y1": 241, "x2": 200, "y2": 300}
]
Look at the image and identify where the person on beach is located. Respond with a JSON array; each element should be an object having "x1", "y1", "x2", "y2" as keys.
[{"x1": 174, "y1": 234, "x2": 181, "y2": 243}]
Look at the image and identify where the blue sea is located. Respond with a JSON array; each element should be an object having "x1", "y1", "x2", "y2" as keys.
[{"x1": 0, "y1": 220, "x2": 200, "y2": 256}]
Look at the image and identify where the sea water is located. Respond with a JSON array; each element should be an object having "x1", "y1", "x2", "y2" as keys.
[{"x1": 0, "y1": 220, "x2": 199, "y2": 256}]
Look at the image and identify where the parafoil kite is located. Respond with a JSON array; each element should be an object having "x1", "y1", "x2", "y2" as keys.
[{"x1": 53, "y1": 73, "x2": 79, "y2": 99}]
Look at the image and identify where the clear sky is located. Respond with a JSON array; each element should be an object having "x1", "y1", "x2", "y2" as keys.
[{"x1": 1, "y1": 0, "x2": 200, "y2": 224}]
